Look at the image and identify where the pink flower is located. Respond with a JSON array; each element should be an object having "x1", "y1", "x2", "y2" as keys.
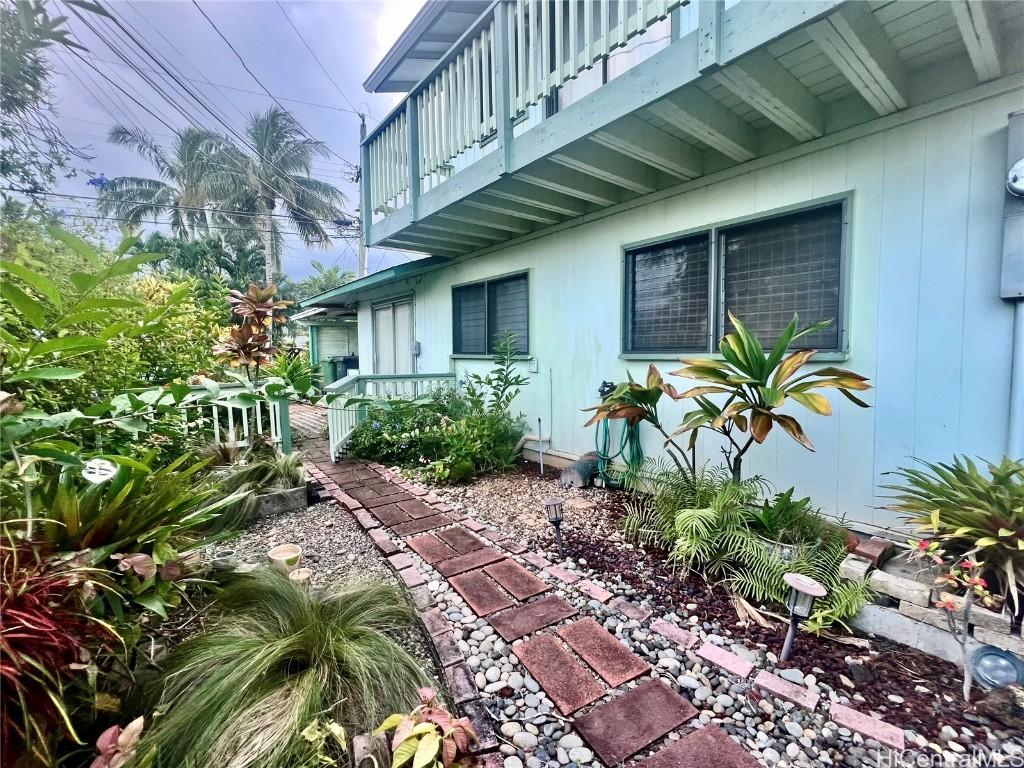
[
  {"x1": 960, "y1": 559, "x2": 977, "y2": 570},
  {"x1": 934, "y1": 598, "x2": 956, "y2": 611}
]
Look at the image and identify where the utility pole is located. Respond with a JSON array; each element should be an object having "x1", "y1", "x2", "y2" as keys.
[{"x1": 358, "y1": 113, "x2": 368, "y2": 279}]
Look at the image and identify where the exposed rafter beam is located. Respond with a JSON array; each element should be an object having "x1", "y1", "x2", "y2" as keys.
[
  {"x1": 950, "y1": 0, "x2": 1002, "y2": 83},
  {"x1": 437, "y1": 206, "x2": 534, "y2": 234},
  {"x1": 713, "y1": 49, "x2": 825, "y2": 141},
  {"x1": 516, "y1": 164, "x2": 622, "y2": 207},
  {"x1": 591, "y1": 117, "x2": 704, "y2": 179},
  {"x1": 466, "y1": 195, "x2": 562, "y2": 225},
  {"x1": 401, "y1": 228, "x2": 486, "y2": 249},
  {"x1": 551, "y1": 143, "x2": 660, "y2": 194},
  {"x1": 647, "y1": 86, "x2": 758, "y2": 163},
  {"x1": 385, "y1": 238, "x2": 462, "y2": 257},
  {"x1": 416, "y1": 217, "x2": 508, "y2": 243},
  {"x1": 483, "y1": 180, "x2": 588, "y2": 217},
  {"x1": 807, "y1": 4, "x2": 909, "y2": 116}
]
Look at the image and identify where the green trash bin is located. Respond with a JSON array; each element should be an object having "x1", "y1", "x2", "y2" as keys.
[{"x1": 320, "y1": 358, "x2": 336, "y2": 384}]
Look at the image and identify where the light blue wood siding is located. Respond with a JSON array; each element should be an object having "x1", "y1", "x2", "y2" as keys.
[{"x1": 354, "y1": 87, "x2": 1020, "y2": 533}]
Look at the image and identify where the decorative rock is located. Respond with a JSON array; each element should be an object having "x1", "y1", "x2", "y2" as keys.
[{"x1": 975, "y1": 684, "x2": 1024, "y2": 730}]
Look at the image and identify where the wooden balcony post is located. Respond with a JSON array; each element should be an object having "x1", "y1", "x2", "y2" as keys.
[
  {"x1": 492, "y1": 0, "x2": 515, "y2": 175},
  {"x1": 406, "y1": 99, "x2": 420, "y2": 220},
  {"x1": 360, "y1": 138, "x2": 372, "y2": 257},
  {"x1": 698, "y1": 0, "x2": 723, "y2": 72}
]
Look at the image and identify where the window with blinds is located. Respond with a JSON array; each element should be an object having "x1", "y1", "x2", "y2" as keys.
[
  {"x1": 721, "y1": 204, "x2": 843, "y2": 350},
  {"x1": 626, "y1": 233, "x2": 710, "y2": 352},
  {"x1": 452, "y1": 273, "x2": 529, "y2": 355},
  {"x1": 623, "y1": 201, "x2": 846, "y2": 354}
]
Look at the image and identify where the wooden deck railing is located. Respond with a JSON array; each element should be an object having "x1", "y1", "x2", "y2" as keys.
[
  {"x1": 323, "y1": 373, "x2": 457, "y2": 460},
  {"x1": 363, "y1": 0, "x2": 684, "y2": 221}
]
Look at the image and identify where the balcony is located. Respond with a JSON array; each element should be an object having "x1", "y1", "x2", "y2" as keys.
[{"x1": 361, "y1": 0, "x2": 1019, "y2": 256}]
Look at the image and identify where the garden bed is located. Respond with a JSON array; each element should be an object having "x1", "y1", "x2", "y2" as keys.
[{"x1": 417, "y1": 470, "x2": 1024, "y2": 757}]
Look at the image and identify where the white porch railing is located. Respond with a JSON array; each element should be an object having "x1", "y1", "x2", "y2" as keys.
[
  {"x1": 364, "y1": 0, "x2": 684, "y2": 218},
  {"x1": 178, "y1": 387, "x2": 293, "y2": 453},
  {"x1": 323, "y1": 372, "x2": 457, "y2": 460}
]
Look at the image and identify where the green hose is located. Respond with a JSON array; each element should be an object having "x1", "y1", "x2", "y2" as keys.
[{"x1": 595, "y1": 418, "x2": 644, "y2": 487}]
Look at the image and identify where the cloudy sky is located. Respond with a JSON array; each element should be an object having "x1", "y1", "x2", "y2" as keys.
[{"x1": 46, "y1": 0, "x2": 426, "y2": 279}]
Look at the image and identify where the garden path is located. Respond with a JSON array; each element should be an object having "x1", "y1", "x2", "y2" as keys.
[{"x1": 292, "y1": 404, "x2": 905, "y2": 766}]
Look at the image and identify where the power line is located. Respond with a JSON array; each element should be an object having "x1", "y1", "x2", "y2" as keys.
[{"x1": 273, "y1": 1, "x2": 363, "y2": 116}]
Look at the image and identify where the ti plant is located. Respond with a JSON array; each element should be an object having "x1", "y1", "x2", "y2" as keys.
[
  {"x1": 375, "y1": 687, "x2": 477, "y2": 768},
  {"x1": 583, "y1": 313, "x2": 871, "y2": 481},
  {"x1": 215, "y1": 283, "x2": 292, "y2": 380},
  {"x1": 906, "y1": 539, "x2": 996, "y2": 703}
]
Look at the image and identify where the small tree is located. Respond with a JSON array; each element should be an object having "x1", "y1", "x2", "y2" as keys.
[
  {"x1": 213, "y1": 283, "x2": 291, "y2": 381},
  {"x1": 584, "y1": 313, "x2": 871, "y2": 481},
  {"x1": 906, "y1": 538, "x2": 995, "y2": 702}
]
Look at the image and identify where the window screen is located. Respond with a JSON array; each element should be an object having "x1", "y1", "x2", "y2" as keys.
[
  {"x1": 721, "y1": 204, "x2": 843, "y2": 350},
  {"x1": 453, "y1": 283, "x2": 486, "y2": 354},
  {"x1": 627, "y1": 233, "x2": 710, "y2": 352},
  {"x1": 488, "y1": 274, "x2": 529, "y2": 354},
  {"x1": 452, "y1": 274, "x2": 529, "y2": 355}
]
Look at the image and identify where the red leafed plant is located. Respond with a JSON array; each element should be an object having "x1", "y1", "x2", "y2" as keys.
[
  {"x1": 226, "y1": 283, "x2": 292, "y2": 328},
  {"x1": 0, "y1": 538, "x2": 117, "y2": 766},
  {"x1": 216, "y1": 283, "x2": 292, "y2": 378},
  {"x1": 374, "y1": 687, "x2": 477, "y2": 768}
]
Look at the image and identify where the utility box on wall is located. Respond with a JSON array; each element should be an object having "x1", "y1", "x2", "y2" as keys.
[{"x1": 1002, "y1": 110, "x2": 1024, "y2": 300}]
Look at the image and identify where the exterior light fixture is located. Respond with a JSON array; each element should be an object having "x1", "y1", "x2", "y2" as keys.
[
  {"x1": 543, "y1": 496, "x2": 565, "y2": 560},
  {"x1": 780, "y1": 572, "x2": 827, "y2": 662}
]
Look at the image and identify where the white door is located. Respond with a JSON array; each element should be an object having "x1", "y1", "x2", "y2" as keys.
[{"x1": 372, "y1": 300, "x2": 414, "y2": 376}]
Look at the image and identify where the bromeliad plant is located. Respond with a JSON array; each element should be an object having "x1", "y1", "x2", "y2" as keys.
[
  {"x1": 888, "y1": 456, "x2": 1024, "y2": 613},
  {"x1": 584, "y1": 313, "x2": 871, "y2": 481},
  {"x1": 375, "y1": 687, "x2": 477, "y2": 768}
]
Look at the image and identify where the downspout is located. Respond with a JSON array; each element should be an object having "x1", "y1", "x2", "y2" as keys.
[{"x1": 1003, "y1": 110, "x2": 1024, "y2": 459}]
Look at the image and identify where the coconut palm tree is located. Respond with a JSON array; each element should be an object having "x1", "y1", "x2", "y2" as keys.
[
  {"x1": 220, "y1": 107, "x2": 347, "y2": 284},
  {"x1": 98, "y1": 125, "x2": 235, "y2": 239}
]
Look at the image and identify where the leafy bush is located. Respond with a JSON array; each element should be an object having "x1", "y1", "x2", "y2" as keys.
[
  {"x1": 0, "y1": 540, "x2": 118, "y2": 766},
  {"x1": 623, "y1": 462, "x2": 870, "y2": 631},
  {"x1": 133, "y1": 570, "x2": 431, "y2": 768},
  {"x1": 887, "y1": 456, "x2": 1024, "y2": 611},
  {"x1": 263, "y1": 350, "x2": 320, "y2": 399},
  {"x1": 220, "y1": 449, "x2": 305, "y2": 493},
  {"x1": 346, "y1": 395, "x2": 451, "y2": 467},
  {"x1": 375, "y1": 687, "x2": 477, "y2": 768}
]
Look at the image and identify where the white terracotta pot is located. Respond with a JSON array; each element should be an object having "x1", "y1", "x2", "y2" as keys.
[
  {"x1": 289, "y1": 567, "x2": 313, "y2": 588},
  {"x1": 267, "y1": 544, "x2": 302, "y2": 573}
]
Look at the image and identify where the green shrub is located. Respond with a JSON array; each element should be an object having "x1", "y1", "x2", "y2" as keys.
[
  {"x1": 133, "y1": 571, "x2": 431, "y2": 768},
  {"x1": 346, "y1": 396, "x2": 451, "y2": 466},
  {"x1": 886, "y1": 455, "x2": 1024, "y2": 610},
  {"x1": 623, "y1": 462, "x2": 870, "y2": 631}
]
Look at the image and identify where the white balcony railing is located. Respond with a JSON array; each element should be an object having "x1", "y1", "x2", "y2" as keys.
[{"x1": 363, "y1": 0, "x2": 684, "y2": 221}]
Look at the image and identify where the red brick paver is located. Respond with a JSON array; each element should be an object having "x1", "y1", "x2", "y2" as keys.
[
  {"x1": 461, "y1": 518, "x2": 486, "y2": 532},
  {"x1": 829, "y1": 704, "x2": 905, "y2": 750},
  {"x1": 489, "y1": 594, "x2": 577, "y2": 641},
  {"x1": 635, "y1": 725, "x2": 759, "y2": 768},
  {"x1": 406, "y1": 533, "x2": 458, "y2": 564},
  {"x1": 608, "y1": 596, "x2": 652, "y2": 622},
  {"x1": 419, "y1": 608, "x2": 450, "y2": 637},
  {"x1": 574, "y1": 678, "x2": 697, "y2": 765},
  {"x1": 576, "y1": 579, "x2": 613, "y2": 603},
  {"x1": 544, "y1": 565, "x2": 581, "y2": 585},
  {"x1": 353, "y1": 510, "x2": 380, "y2": 530},
  {"x1": 754, "y1": 670, "x2": 820, "y2": 711},
  {"x1": 368, "y1": 528, "x2": 400, "y2": 556},
  {"x1": 696, "y1": 642, "x2": 755, "y2": 679},
  {"x1": 436, "y1": 526, "x2": 486, "y2": 554},
  {"x1": 398, "y1": 498, "x2": 437, "y2": 519},
  {"x1": 651, "y1": 618, "x2": 698, "y2": 649},
  {"x1": 445, "y1": 662, "x2": 478, "y2": 704},
  {"x1": 449, "y1": 570, "x2": 516, "y2": 616},
  {"x1": 435, "y1": 547, "x2": 506, "y2": 577},
  {"x1": 483, "y1": 559, "x2": 551, "y2": 600},
  {"x1": 391, "y1": 513, "x2": 454, "y2": 536},
  {"x1": 557, "y1": 618, "x2": 649, "y2": 687},
  {"x1": 371, "y1": 504, "x2": 412, "y2": 527},
  {"x1": 397, "y1": 567, "x2": 426, "y2": 588},
  {"x1": 520, "y1": 552, "x2": 552, "y2": 570},
  {"x1": 514, "y1": 634, "x2": 605, "y2": 715}
]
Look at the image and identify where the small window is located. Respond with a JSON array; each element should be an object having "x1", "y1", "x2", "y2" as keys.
[
  {"x1": 453, "y1": 274, "x2": 529, "y2": 355},
  {"x1": 721, "y1": 204, "x2": 843, "y2": 350},
  {"x1": 626, "y1": 233, "x2": 710, "y2": 353}
]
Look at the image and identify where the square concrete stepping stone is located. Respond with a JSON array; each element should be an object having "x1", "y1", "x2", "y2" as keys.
[
  {"x1": 406, "y1": 534, "x2": 457, "y2": 565},
  {"x1": 435, "y1": 546, "x2": 505, "y2": 577},
  {"x1": 556, "y1": 618, "x2": 649, "y2": 687},
  {"x1": 484, "y1": 559, "x2": 551, "y2": 600},
  {"x1": 437, "y1": 526, "x2": 485, "y2": 554},
  {"x1": 392, "y1": 513, "x2": 454, "y2": 536},
  {"x1": 372, "y1": 504, "x2": 412, "y2": 527},
  {"x1": 398, "y1": 498, "x2": 437, "y2": 519},
  {"x1": 489, "y1": 594, "x2": 577, "y2": 641},
  {"x1": 634, "y1": 725, "x2": 758, "y2": 768},
  {"x1": 514, "y1": 634, "x2": 605, "y2": 715},
  {"x1": 829, "y1": 704, "x2": 905, "y2": 750},
  {"x1": 695, "y1": 643, "x2": 755, "y2": 679},
  {"x1": 449, "y1": 570, "x2": 516, "y2": 616},
  {"x1": 753, "y1": 670, "x2": 820, "y2": 711},
  {"x1": 574, "y1": 678, "x2": 696, "y2": 765}
]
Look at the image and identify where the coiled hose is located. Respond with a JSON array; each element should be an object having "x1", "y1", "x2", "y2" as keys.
[{"x1": 595, "y1": 417, "x2": 644, "y2": 487}]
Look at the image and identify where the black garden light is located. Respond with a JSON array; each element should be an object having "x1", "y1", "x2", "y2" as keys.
[
  {"x1": 544, "y1": 496, "x2": 565, "y2": 560},
  {"x1": 780, "y1": 572, "x2": 827, "y2": 662}
]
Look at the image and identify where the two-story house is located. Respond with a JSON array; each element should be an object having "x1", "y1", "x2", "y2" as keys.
[{"x1": 302, "y1": 0, "x2": 1024, "y2": 532}]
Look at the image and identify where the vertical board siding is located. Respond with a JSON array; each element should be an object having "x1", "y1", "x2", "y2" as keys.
[{"x1": 355, "y1": 91, "x2": 1015, "y2": 531}]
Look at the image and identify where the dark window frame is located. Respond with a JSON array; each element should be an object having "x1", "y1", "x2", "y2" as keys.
[
  {"x1": 452, "y1": 272, "x2": 530, "y2": 356},
  {"x1": 623, "y1": 199, "x2": 849, "y2": 355}
]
